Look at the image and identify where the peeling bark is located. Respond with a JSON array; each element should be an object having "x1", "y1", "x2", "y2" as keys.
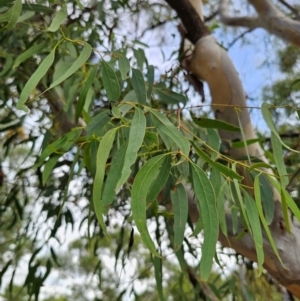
[
  {"x1": 219, "y1": 0, "x2": 300, "y2": 46},
  {"x1": 165, "y1": 0, "x2": 300, "y2": 297}
]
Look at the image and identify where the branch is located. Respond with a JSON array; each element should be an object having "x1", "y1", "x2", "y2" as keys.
[
  {"x1": 277, "y1": 0, "x2": 300, "y2": 19},
  {"x1": 164, "y1": 0, "x2": 209, "y2": 43},
  {"x1": 219, "y1": 0, "x2": 300, "y2": 47},
  {"x1": 219, "y1": 0, "x2": 261, "y2": 29}
]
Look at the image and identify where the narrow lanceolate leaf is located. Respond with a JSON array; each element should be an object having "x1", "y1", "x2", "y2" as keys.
[
  {"x1": 171, "y1": 183, "x2": 188, "y2": 251},
  {"x1": 192, "y1": 142, "x2": 243, "y2": 180},
  {"x1": 147, "y1": 155, "x2": 171, "y2": 204},
  {"x1": 148, "y1": 108, "x2": 190, "y2": 157},
  {"x1": 132, "y1": 154, "x2": 168, "y2": 257},
  {"x1": 93, "y1": 128, "x2": 117, "y2": 233},
  {"x1": 86, "y1": 110, "x2": 110, "y2": 137},
  {"x1": 17, "y1": 49, "x2": 55, "y2": 112},
  {"x1": 1, "y1": 0, "x2": 22, "y2": 30},
  {"x1": 36, "y1": 129, "x2": 81, "y2": 167},
  {"x1": 47, "y1": 5, "x2": 68, "y2": 32},
  {"x1": 118, "y1": 54, "x2": 130, "y2": 80},
  {"x1": 267, "y1": 176, "x2": 300, "y2": 224},
  {"x1": 191, "y1": 163, "x2": 218, "y2": 280},
  {"x1": 13, "y1": 43, "x2": 46, "y2": 69},
  {"x1": 131, "y1": 68, "x2": 146, "y2": 104},
  {"x1": 116, "y1": 107, "x2": 146, "y2": 190},
  {"x1": 75, "y1": 64, "x2": 98, "y2": 121},
  {"x1": 261, "y1": 103, "x2": 299, "y2": 153},
  {"x1": 102, "y1": 60, "x2": 120, "y2": 101},
  {"x1": 42, "y1": 155, "x2": 60, "y2": 185},
  {"x1": 192, "y1": 116, "x2": 240, "y2": 132},
  {"x1": 271, "y1": 132, "x2": 289, "y2": 187},
  {"x1": 153, "y1": 256, "x2": 166, "y2": 301},
  {"x1": 49, "y1": 43, "x2": 92, "y2": 89},
  {"x1": 147, "y1": 65, "x2": 154, "y2": 99},
  {"x1": 101, "y1": 141, "x2": 128, "y2": 215},
  {"x1": 254, "y1": 176, "x2": 283, "y2": 265},
  {"x1": 244, "y1": 193, "x2": 264, "y2": 274},
  {"x1": 251, "y1": 172, "x2": 274, "y2": 225},
  {"x1": 155, "y1": 87, "x2": 186, "y2": 105}
]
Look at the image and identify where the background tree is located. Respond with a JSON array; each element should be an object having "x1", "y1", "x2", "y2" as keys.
[{"x1": 1, "y1": 0, "x2": 300, "y2": 300}]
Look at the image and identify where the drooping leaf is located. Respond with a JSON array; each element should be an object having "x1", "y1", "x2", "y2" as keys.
[
  {"x1": 13, "y1": 43, "x2": 46, "y2": 69},
  {"x1": 155, "y1": 87, "x2": 186, "y2": 106},
  {"x1": 93, "y1": 128, "x2": 117, "y2": 233},
  {"x1": 131, "y1": 154, "x2": 169, "y2": 257},
  {"x1": 86, "y1": 110, "x2": 111, "y2": 137},
  {"x1": 191, "y1": 163, "x2": 218, "y2": 280},
  {"x1": 0, "y1": 0, "x2": 22, "y2": 30},
  {"x1": 118, "y1": 54, "x2": 130, "y2": 80},
  {"x1": 102, "y1": 60, "x2": 120, "y2": 101},
  {"x1": 49, "y1": 42, "x2": 92, "y2": 89},
  {"x1": 148, "y1": 108, "x2": 190, "y2": 157},
  {"x1": 147, "y1": 65, "x2": 154, "y2": 99},
  {"x1": 244, "y1": 192, "x2": 264, "y2": 274},
  {"x1": 47, "y1": 5, "x2": 68, "y2": 32},
  {"x1": 271, "y1": 132, "x2": 289, "y2": 187},
  {"x1": 75, "y1": 64, "x2": 98, "y2": 122},
  {"x1": 261, "y1": 103, "x2": 299, "y2": 153},
  {"x1": 153, "y1": 256, "x2": 166, "y2": 301},
  {"x1": 36, "y1": 129, "x2": 81, "y2": 167},
  {"x1": 133, "y1": 48, "x2": 145, "y2": 70},
  {"x1": 17, "y1": 49, "x2": 56, "y2": 112},
  {"x1": 101, "y1": 141, "x2": 128, "y2": 214},
  {"x1": 171, "y1": 183, "x2": 188, "y2": 251},
  {"x1": 146, "y1": 155, "x2": 171, "y2": 204},
  {"x1": 254, "y1": 176, "x2": 283, "y2": 265},
  {"x1": 116, "y1": 107, "x2": 146, "y2": 190},
  {"x1": 42, "y1": 155, "x2": 61, "y2": 185},
  {"x1": 131, "y1": 68, "x2": 146, "y2": 104}
]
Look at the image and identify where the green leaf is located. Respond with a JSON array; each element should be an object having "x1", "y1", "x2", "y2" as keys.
[
  {"x1": 102, "y1": 60, "x2": 120, "y2": 101},
  {"x1": 86, "y1": 110, "x2": 110, "y2": 137},
  {"x1": 75, "y1": 64, "x2": 98, "y2": 122},
  {"x1": 244, "y1": 193, "x2": 264, "y2": 274},
  {"x1": 131, "y1": 68, "x2": 146, "y2": 104},
  {"x1": 36, "y1": 129, "x2": 81, "y2": 167},
  {"x1": 118, "y1": 54, "x2": 130, "y2": 80},
  {"x1": 101, "y1": 141, "x2": 128, "y2": 214},
  {"x1": 191, "y1": 163, "x2": 218, "y2": 280},
  {"x1": 93, "y1": 128, "x2": 117, "y2": 233},
  {"x1": 17, "y1": 49, "x2": 56, "y2": 112},
  {"x1": 251, "y1": 172, "x2": 274, "y2": 225},
  {"x1": 271, "y1": 132, "x2": 289, "y2": 187},
  {"x1": 267, "y1": 176, "x2": 300, "y2": 224},
  {"x1": 206, "y1": 128, "x2": 220, "y2": 161},
  {"x1": 47, "y1": 5, "x2": 68, "y2": 32},
  {"x1": 132, "y1": 154, "x2": 168, "y2": 257},
  {"x1": 147, "y1": 65, "x2": 154, "y2": 99},
  {"x1": 148, "y1": 108, "x2": 190, "y2": 157},
  {"x1": 192, "y1": 142, "x2": 243, "y2": 180},
  {"x1": 133, "y1": 48, "x2": 145, "y2": 70},
  {"x1": 13, "y1": 43, "x2": 46, "y2": 69},
  {"x1": 49, "y1": 42, "x2": 92, "y2": 89},
  {"x1": 171, "y1": 183, "x2": 188, "y2": 251},
  {"x1": 153, "y1": 256, "x2": 166, "y2": 301},
  {"x1": 42, "y1": 155, "x2": 60, "y2": 185},
  {"x1": 155, "y1": 87, "x2": 186, "y2": 105},
  {"x1": 192, "y1": 117, "x2": 240, "y2": 132},
  {"x1": 146, "y1": 155, "x2": 171, "y2": 204},
  {"x1": 116, "y1": 107, "x2": 146, "y2": 190},
  {"x1": 254, "y1": 176, "x2": 283, "y2": 265},
  {"x1": 261, "y1": 103, "x2": 299, "y2": 153},
  {"x1": 1, "y1": 0, "x2": 22, "y2": 30}
]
